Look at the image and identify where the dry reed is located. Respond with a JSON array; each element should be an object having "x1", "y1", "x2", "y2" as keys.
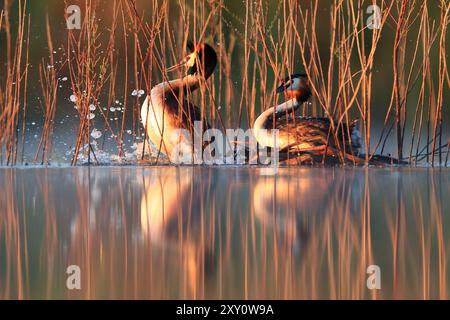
[
  {"x1": 0, "y1": 0, "x2": 448, "y2": 165},
  {"x1": 0, "y1": 0, "x2": 30, "y2": 166}
]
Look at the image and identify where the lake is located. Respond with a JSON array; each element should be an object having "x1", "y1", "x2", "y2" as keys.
[{"x1": 1, "y1": 166, "x2": 449, "y2": 299}]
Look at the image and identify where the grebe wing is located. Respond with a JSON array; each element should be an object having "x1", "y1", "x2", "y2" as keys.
[
  {"x1": 277, "y1": 117, "x2": 331, "y2": 139},
  {"x1": 277, "y1": 116, "x2": 361, "y2": 153}
]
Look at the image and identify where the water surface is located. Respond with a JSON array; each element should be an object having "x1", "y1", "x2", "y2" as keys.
[{"x1": 0, "y1": 167, "x2": 449, "y2": 299}]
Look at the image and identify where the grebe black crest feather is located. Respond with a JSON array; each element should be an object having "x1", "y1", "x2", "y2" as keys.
[{"x1": 186, "y1": 42, "x2": 217, "y2": 79}]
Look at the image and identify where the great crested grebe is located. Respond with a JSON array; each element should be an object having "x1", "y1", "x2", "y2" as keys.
[
  {"x1": 253, "y1": 73, "x2": 362, "y2": 163},
  {"x1": 140, "y1": 42, "x2": 217, "y2": 161}
]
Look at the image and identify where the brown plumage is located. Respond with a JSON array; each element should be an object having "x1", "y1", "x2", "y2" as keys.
[{"x1": 277, "y1": 117, "x2": 361, "y2": 164}]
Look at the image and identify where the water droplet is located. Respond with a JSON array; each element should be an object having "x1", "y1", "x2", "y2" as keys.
[{"x1": 91, "y1": 128, "x2": 102, "y2": 139}]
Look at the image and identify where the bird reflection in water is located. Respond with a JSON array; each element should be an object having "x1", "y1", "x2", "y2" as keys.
[
  {"x1": 140, "y1": 168, "x2": 216, "y2": 299},
  {"x1": 252, "y1": 171, "x2": 327, "y2": 260}
]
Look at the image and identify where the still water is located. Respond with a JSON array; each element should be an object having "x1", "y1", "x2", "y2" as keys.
[{"x1": 0, "y1": 166, "x2": 449, "y2": 299}]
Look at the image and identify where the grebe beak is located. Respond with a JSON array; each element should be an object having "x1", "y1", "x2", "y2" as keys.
[
  {"x1": 165, "y1": 61, "x2": 185, "y2": 73},
  {"x1": 165, "y1": 51, "x2": 197, "y2": 73},
  {"x1": 276, "y1": 79, "x2": 293, "y2": 94}
]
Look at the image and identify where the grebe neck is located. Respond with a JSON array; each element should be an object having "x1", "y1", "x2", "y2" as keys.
[
  {"x1": 253, "y1": 97, "x2": 300, "y2": 148},
  {"x1": 152, "y1": 74, "x2": 203, "y2": 97}
]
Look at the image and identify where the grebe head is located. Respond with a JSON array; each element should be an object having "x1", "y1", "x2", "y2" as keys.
[
  {"x1": 184, "y1": 42, "x2": 217, "y2": 79},
  {"x1": 276, "y1": 73, "x2": 311, "y2": 102}
]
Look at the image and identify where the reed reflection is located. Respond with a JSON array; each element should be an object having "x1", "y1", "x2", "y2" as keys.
[{"x1": 0, "y1": 167, "x2": 449, "y2": 299}]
